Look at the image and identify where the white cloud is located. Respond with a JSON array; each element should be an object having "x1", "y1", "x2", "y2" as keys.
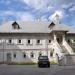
[
  {"x1": 62, "y1": 3, "x2": 73, "y2": 9},
  {"x1": 69, "y1": 6, "x2": 75, "y2": 11},
  {"x1": 16, "y1": 12, "x2": 34, "y2": 21},
  {"x1": 22, "y1": 0, "x2": 53, "y2": 12},
  {"x1": 49, "y1": 10, "x2": 64, "y2": 21},
  {"x1": 0, "y1": 11, "x2": 35, "y2": 21}
]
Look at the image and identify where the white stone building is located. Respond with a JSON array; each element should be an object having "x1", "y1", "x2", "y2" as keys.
[{"x1": 0, "y1": 19, "x2": 75, "y2": 63}]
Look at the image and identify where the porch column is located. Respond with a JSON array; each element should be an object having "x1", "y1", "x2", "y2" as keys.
[
  {"x1": 54, "y1": 34, "x2": 57, "y2": 41},
  {"x1": 62, "y1": 34, "x2": 65, "y2": 42}
]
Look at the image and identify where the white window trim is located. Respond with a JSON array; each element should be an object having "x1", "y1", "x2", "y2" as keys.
[
  {"x1": 27, "y1": 39, "x2": 33, "y2": 45},
  {"x1": 48, "y1": 40, "x2": 51, "y2": 44},
  {"x1": 7, "y1": 38, "x2": 14, "y2": 45},
  {"x1": 36, "y1": 39, "x2": 42, "y2": 45},
  {"x1": 17, "y1": 39, "x2": 23, "y2": 45},
  {"x1": 30, "y1": 52, "x2": 34, "y2": 58}
]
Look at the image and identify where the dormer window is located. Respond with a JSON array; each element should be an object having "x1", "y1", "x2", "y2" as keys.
[
  {"x1": 12, "y1": 21, "x2": 21, "y2": 29},
  {"x1": 48, "y1": 22, "x2": 55, "y2": 29}
]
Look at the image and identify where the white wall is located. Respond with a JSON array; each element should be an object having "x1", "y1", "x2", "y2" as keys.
[{"x1": 0, "y1": 34, "x2": 55, "y2": 63}]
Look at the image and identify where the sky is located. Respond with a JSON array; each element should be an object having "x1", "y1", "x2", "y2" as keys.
[{"x1": 0, "y1": 0, "x2": 75, "y2": 27}]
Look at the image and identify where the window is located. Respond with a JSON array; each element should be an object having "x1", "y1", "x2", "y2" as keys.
[
  {"x1": 18, "y1": 39, "x2": 22, "y2": 44},
  {"x1": 36, "y1": 39, "x2": 41, "y2": 44},
  {"x1": 39, "y1": 52, "x2": 42, "y2": 56},
  {"x1": 12, "y1": 21, "x2": 21, "y2": 29},
  {"x1": 9, "y1": 39, "x2": 11, "y2": 43},
  {"x1": 37, "y1": 40, "x2": 40, "y2": 44},
  {"x1": 23, "y1": 53, "x2": 26, "y2": 58},
  {"x1": 8, "y1": 39, "x2": 12, "y2": 44},
  {"x1": 27, "y1": 39, "x2": 32, "y2": 45},
  {"x1": 30, "y1": 52, "x2": 34, "y2": 58},
  {"x1": 49, "y1": 40, "x2": 51, "y2": 43},
  {"x1": 68, "y1": 39, "x2": 70, "y2": 43},
  {"x1": 28, "y1": 40, "x2": 30, "y2": 44},
  {"x1": 13, "y1": 53, "x2": 16, "y2": 58}
]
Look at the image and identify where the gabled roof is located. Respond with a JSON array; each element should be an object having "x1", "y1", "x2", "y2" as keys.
[
  {"x1": 0, "y1": 21, "x2": 51, "y2": 33},
  {"x1": 0, "y1": 21, "x2": 75, "y2": 34},
  {"x1": 52, "y1": 24, "x2": 69, "y2": 31},
  {"x1": 48, "y1": 22, "x2": 55, "y2": 28}
]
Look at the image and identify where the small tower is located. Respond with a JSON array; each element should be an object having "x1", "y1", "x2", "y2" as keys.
[{"x1": 54, "y1": 14, "x2": 60, "y2": 24}]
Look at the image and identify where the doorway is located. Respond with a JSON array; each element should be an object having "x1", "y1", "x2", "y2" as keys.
[
  {"x1": 7, "y1": 53, "x2": 11, "y2": 63},
  {"x1": 57, "y1": 35, "x2": 62, "y2": 44}
]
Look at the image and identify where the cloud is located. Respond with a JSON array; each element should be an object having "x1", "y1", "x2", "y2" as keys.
[
  {"x1": 69, "y1": 5, "x2": 75, "y2": 11},
  {"x1": 0, "y1": 11, "x2": 35, "y2": 21},
  {"x1": 0, "y1": 0, "x2": 11, "y2": 6},
  {"x1": 49, "y1": 10, "x2": 64, "y2": 21},
  {"x1": 22, "y1": 0, "x2": 54, "y2": 12},
  {"x1": 16, "y1": 12, "x2": 34, "y2": 21},
  {"x1": 62, "y1": 3, "x2": 74, "y2": 9}
]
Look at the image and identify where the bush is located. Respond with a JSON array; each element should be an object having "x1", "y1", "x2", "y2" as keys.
[{"x1": 50, "y1": 61, "x2": 58, "y2": 65}]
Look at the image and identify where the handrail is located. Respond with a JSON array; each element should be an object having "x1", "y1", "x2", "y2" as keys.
[
  {"x1": 52, "y1": 40, "x2": 63, "y2": 57},
  {"x1": 63, "y1": 40, "x2": 73, "y2": 54}
]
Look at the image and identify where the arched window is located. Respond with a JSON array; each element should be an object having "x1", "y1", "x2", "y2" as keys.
[
  {"x1": 30, "y1": 52, "x2": 34, "y2": 58},
  {"x1": 68, "y1": 39, "x2": 70, "y2": 43},
  {"x1": 39, "y1": 51, "x2": 42, "y2": 56},
  {"x1": 13, "y1": 53, "x2": 16, "y2": 58},
  {"x1": 23, "y1": 52, "x2": 26, "y2": 58}
]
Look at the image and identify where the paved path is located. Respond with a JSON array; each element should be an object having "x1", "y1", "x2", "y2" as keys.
[{"x1": 0, "y1": 65, "x2": 75, "y2": 75}]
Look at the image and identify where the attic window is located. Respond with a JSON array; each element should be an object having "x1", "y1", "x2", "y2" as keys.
[
  {"x1": 48, "y1": 22, "x2": 55, "y2": 29},
  {"x1": 12, "y1": 21, "x2": 21, "y2": 29}
]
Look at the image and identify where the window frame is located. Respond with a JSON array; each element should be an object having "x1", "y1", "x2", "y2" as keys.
[
  {"x1": 48, "y1": 40, "x2": 51, "y2": 44},
  {"x1": 36, "y1": 39, "x2": 42, "y2": 45},
  {"x1": 30, "y1": 52, "x2": 34, "y2": 58},
  {"x1": 7, "y1": 38, "x2": 13, "y2": 45},
  {"x1": 23, "y1": 53, "x2": 26, "y2": 58},
  {"x1": 13, "y1": 53, "x2": 16, "y2": 58},
  {"x1": 27, "y1": 39, "x2": 33, "y2": 45},
  {"x1": 17, "y1": 39, "x2": 23, "y2": 45}
]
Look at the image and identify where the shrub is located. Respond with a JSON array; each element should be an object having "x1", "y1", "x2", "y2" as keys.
[{"x1": 50, "y1": 61, "x2": 58, "y2": 65}]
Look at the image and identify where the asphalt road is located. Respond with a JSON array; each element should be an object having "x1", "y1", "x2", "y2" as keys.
[{"x1": 0, "y1": 65, "x2": 75, "y2": 75}]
